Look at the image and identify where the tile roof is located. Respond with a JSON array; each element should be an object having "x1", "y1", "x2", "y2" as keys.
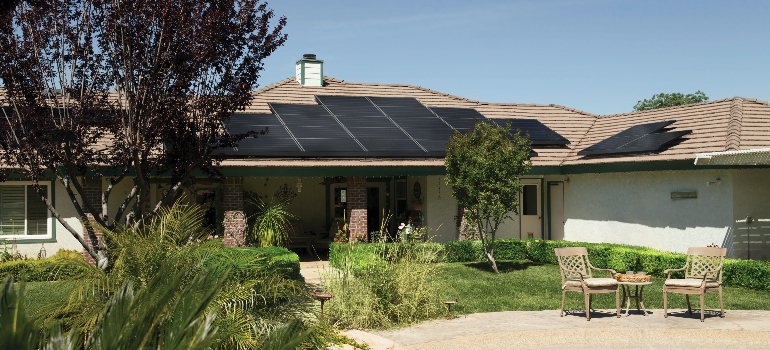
[
  {"x1": 246, "y1": 77, "x2": 596, "y2": 166},
  {"x1": 243, "y1": 77, "x2": 770, "y2": 167}
]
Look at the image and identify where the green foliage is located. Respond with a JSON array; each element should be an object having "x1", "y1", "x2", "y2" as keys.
[
  {"x1": 333, "y1": 240, "x2": 770, "y2": 292},
  {"x1": 445, "y1": 121, "x2": 532, "y2": 272},
  {"x1": 248, "y1": 196, "x2": 298, "y2": 248},
  {"x1": 0, "y1": 261, "x2": 223, "y2": 350},
  {"x1": 633, "y1": 90, "x2": 709, "y2": 111},
  {"x1": 434, "y1": 261, "x2": 770, "y2": 315},
  {"x1": 324, "y1": 242, "x2": 445, "y2": 329},
  {"x1": 0, "y1": 250, "x2": 89, "y2": 282},
  {"x1": 34, "y1": 199, "x2": 313, "y2": 349}
]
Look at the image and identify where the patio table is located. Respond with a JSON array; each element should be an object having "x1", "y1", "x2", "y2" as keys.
[{"x1": 618, "y1": 281, "x2": 653, "y2": 316}]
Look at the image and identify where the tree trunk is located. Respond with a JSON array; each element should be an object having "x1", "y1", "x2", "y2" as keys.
[{"x1": 484, "y1": 243, "x2": 498, "y2": 273}]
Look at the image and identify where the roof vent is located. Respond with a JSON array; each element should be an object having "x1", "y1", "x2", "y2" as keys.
[{"x1": 296, "y1": 54, "x2": 323, "y2": 87}]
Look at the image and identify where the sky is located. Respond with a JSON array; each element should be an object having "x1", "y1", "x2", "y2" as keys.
[{"x1": 257, "y1": 0, "x2": 770, "y2": 116}]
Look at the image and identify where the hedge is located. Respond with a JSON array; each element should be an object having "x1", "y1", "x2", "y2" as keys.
[
  {"x1": 0, "y1": 245, "x2": 302, "y2": 283},
  {"x1": 0, "y1": 250, "x2": 90, "y2": 282},
  {"x1": 331, "y1": 239, "x2": 770, "y2": 291}
]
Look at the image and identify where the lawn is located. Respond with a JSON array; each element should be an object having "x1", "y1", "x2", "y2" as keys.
[
  {"x1": 22, "y1": 280, "x2": 79, "y2": 318},
  {"x1": 433, "y1": 260, "x2": 770, "y2": 315}
]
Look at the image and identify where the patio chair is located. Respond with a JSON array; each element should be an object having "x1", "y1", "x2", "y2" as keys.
[
  {"x1": 554, "y1": 247, "x2": 620, "y2": 321},
  {"x1": 663, "y1": 247, "x2": 726, "y2": 322}
]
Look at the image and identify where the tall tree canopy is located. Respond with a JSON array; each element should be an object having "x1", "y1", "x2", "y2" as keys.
[
  {"x1": 445, "y1": 122, "x2": 532, "y2": 273},
  {"x1": 0, "y1": 0, "x2": 287, "y2": 264},
  {"x1": 633, "y1": 91, "x2": 709, "y2": 111}
]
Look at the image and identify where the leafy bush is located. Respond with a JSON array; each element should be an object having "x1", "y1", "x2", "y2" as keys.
[
  {"x1": 0, "y1": 250, "x2": 89, "y2": 282},
  {"x1": 324, "y1": 242, "x2": 445, "y2": 329},
  {"x1": 332, "y1": 239, "x2": 770, "y2": 291}
]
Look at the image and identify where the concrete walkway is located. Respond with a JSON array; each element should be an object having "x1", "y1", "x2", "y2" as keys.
[
  {"x1": 372, "y1": 309, "x2": 770, "y2": 349},
  {"x1": 299, "y1": 261, "x2": 770, "y2": 349}
]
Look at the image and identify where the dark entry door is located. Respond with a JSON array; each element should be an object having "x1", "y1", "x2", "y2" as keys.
[{"x1": 367, "y1": 187, "x2": 380, "y2": 239}]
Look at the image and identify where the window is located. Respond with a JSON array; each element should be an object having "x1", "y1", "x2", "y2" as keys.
[
  {"x1": 522, "y1": 184, "x2": 538, "y2": 216},
  {"x1": 0, "y1": 184, "x2": 50, "y2": 238}
]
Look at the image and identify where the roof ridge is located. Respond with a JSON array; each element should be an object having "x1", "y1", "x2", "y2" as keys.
[
  {"x1": 726, "y1": 97, "x2": 744, "y2": 151},
  {"x1": 560, "y1": 113, "x2": 600, "y2": 165},
  {"x1": 600, "y1": 97, "x2": 740, "y2": 118},
  {"x1": 252, "y1": 77, "x2": 297, "y2": 94},
  {"x1": 308, "y1": 76, "x2": 600, "y2": 118}
]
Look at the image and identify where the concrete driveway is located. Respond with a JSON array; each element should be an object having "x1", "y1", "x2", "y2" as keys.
[{"x1": 371, "y1": 309, "x2": 770, "y2": 349}]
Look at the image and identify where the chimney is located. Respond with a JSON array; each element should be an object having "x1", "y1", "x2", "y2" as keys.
[{"x1": 296, "y1": 54, "x2": 324, "y2": 87}]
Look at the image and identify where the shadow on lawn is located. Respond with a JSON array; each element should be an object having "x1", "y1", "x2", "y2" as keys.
[{"x1": 465, "y1": 260, "x2": 542, "y2": 273}]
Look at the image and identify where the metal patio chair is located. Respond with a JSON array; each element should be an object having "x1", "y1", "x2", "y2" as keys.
[
  {"x1": 555, "y1": 247, "x2": 620, "y2": 321},
  {"x1": 663, "y1": 246, "x2": 727, "y2": 322}
]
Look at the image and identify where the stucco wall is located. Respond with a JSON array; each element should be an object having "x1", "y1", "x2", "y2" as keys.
[
  {"x1": 731, "y1": 168, "x2": 770, "y2": 260},
  {"x1": 562, "y1": 170, "x2": 733, "y2": 254}
]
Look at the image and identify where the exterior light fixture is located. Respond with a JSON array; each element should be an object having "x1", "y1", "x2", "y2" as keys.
[
  {"x1": 296, "y1": 177, "x2": 302, "y2": 193},
  {"x1": 39, "y1": 243, "x2": 46, "y2": 259},
  {"x1": 707, "y1": 178, "x2": 722, "y2": 187}
]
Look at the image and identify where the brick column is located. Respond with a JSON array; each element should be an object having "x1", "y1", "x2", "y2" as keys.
[
  {"x1": 346, "y1": 176, "x2": 367, "y2": 242},
  {"x1": 80, "y1": 177, "x2": 104, "y2": 264},
  {"x1": 222, "y1": 177, "x2": 245, "y2": 247}
]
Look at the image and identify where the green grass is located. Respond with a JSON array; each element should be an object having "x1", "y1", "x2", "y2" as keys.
[
  {"x1": 433, "y1": 260, "x2": 770, "y2": 315},
  {"x1": 22, "y1": 280, "x2": 78, "y2": 318}
]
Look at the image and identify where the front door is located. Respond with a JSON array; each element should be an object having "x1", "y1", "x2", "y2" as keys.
[
  {"x1": 520, "y1": 179, "x2": 542, "y2": 239},
  {"x1": 548, "y1": 182, "x2": 564, "y2": 240}
]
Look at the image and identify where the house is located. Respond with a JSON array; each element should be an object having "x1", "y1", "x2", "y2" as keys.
[{"x1": 6, "y1": 55, "x2": 770, "y2": 260}]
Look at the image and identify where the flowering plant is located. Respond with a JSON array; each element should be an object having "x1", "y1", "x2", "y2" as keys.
[{"x1": 397, "y1": 222, "x2": 412, "y2": 243}]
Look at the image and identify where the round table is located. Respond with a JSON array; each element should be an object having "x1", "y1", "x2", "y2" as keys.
[{"x1": 618, "y1": 281, "x2": 653, "y2": 316}]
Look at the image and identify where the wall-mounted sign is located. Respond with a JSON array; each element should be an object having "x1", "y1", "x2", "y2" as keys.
[
  {"x1": 340, "y1": 189, "x2": 347, "y2": 202},
  {"x1": 671, "y1": 191, "x2": 697, "y2": 199}
]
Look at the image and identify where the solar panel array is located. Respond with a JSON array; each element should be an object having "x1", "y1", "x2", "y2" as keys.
[
  {"x1": 222, "y1": 96, "x2": 569, "y2": 158},
  {"x1": 577, "y1": 120, "x2": 691, "y2": 156}
]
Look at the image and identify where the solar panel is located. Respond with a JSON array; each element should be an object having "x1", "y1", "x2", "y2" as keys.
[
  {"x1": 429, "y1": 107, "x2": 485, "y2": 133},
  {"x1": 578, "y1": 120, "x2": 690, "y2": 156},
  {"x1": 316, "y1": 95, "x2": 426, "y2": 156},
  {"x1": 271, "y1": 103, "x2": 365, "y2": 156},
  {"x1": 366, "y1": 97, "x2": 456, "y2": 154},
  {"x1": 489, "y1": 118, "x2": 570, "y2": 145},
  {"x1": 221, "y1": 114, "x2": 301, "y2": 156}
]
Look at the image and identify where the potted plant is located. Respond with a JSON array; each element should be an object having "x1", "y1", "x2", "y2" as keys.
[
  {"x1": 412, "y1": 198, "x2": 423, "y2": 211},
  {"x1": 249, "y1": 197, "x2": 297, "y2": 248}
]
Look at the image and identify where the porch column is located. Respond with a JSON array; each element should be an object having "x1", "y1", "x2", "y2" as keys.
[
  {"x1": 80, "y1": 177, "x2": 104, "y2": 264},
  {"x1": 346, "y1": 176, "x2": 367, "y2": 242},
  {"x1": 222, "y1": 177, "x2": 246, "y2": 247}
]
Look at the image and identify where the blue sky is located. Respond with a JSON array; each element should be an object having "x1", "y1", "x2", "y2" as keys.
[{"x1": 258, "y1": 0, "x2": 770, "y2": 115}]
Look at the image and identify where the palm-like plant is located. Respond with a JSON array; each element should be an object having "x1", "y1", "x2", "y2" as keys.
[
  {"x1": 33, "y1": 197, "x2": 315, "y2": 349},
  {"x1": 249, "y1": 197, "x2": 298, "y2": 248}
]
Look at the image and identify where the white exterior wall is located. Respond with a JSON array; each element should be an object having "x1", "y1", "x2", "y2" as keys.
[{"x1": 562, "y1": 170, "x2": 733, "y2": 254}]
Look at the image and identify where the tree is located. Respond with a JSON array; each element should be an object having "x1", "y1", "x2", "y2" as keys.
[
  {"x1": 0, "y1": 0, "x2": 287, "y2": 265},
  {"x1": 445, "y1": 122, "x2": 532, "y2": 273},
  {"x1": 633, "y1": 91, "x2": 709, "y2": 111}
]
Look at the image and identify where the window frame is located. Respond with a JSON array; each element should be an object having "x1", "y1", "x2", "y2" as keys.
[{"x1": 0, "y1": 181, "x2": 53, "y2": 241}]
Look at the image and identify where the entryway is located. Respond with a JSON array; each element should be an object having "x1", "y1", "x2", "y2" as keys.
[{"x1": 520, "y1": 179, "x2": 542, "y2": 239}]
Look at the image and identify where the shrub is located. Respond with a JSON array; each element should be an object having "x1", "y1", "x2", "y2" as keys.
[
  {"x1": 324, "y1": 242, "x2": 444, "y2": 329},
  {"x1": 332, "y1": 239, "x2": 770, "y2": 291},
  {"x1": 0, "y1": 250, "x2": 89, "y2": 282}
]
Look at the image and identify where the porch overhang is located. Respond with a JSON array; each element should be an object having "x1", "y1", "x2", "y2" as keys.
[{"x1": 694, "y1": 148, "x2": 770, "y2": 166}]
